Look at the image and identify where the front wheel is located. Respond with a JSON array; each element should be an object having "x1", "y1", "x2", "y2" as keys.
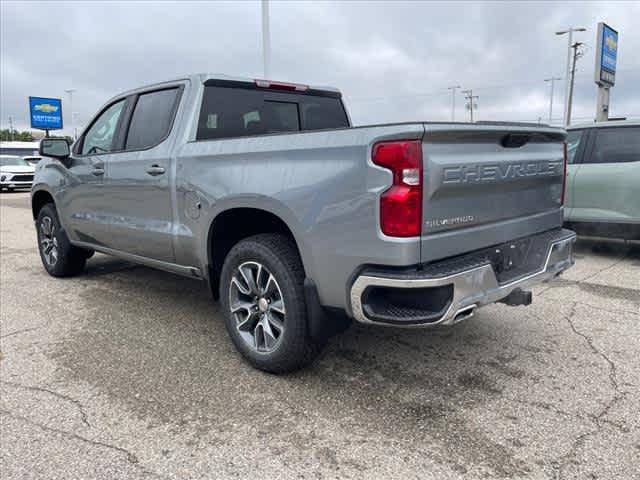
[
  {"x1": 220, "y1": 233, "x2": 324, "y2": 373},
  {"x1": 36, "y1": 203, "x2": 87, "y2": 277}
]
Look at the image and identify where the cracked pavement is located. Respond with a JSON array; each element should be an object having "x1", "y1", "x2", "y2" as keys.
[{"x1": 1, "y1": 192, "x2": 639, "y2": 479}]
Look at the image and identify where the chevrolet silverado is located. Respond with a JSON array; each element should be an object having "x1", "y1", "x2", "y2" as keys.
[{"x1": 32, "y1": 74, "x2": 575, "y2": 372}]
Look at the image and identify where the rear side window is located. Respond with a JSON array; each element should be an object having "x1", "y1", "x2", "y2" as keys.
[
  {"x1": 125, "y1": 88, "x2": 180, "y2": 150},
  {"x1": 197, "y1": 86, "x2": 348, "y2": 140},
  {"x1": 586, "y1": 127, "x2": 640, "y2": 164}
]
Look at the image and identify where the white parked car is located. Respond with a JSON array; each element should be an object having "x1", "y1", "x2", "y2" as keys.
[{"x1": 0, "y1": 155, "x2": 36, "y2": 191}]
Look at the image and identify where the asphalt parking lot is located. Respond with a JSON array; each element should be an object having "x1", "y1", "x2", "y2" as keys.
[{"x1": 1, "y1": 191, "x2": 639, "y2": 480}]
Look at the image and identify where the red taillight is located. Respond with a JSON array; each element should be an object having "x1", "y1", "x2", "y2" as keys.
[
  {"x1": 372, "y1": 140, "x2": 423, "y2": 237},
  {"x1": 561, "y1": 142, "x2": 568, "y2": 205},
  {"x1": 254, "y1": 79, "x2": 309, "y2": 92}
]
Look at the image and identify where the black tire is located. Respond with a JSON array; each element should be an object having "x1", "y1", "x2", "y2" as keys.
[
  {"x1": 36, "y1": 203, "x2": 87, "y2": 277},
  {"x1": 220, "y1": 233, "x2": 324, "y2": 373}
]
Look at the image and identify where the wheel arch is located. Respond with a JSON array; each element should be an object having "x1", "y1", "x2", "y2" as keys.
[
  {"x1": 206, "y1": 206, "x2": 307, "y2": 300},
  {"x1": 31, "y1": 188, "x2": 56, "y2": 220}
]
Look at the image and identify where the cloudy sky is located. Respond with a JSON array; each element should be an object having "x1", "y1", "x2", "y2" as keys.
[{"x1": 1, "y1": 0, "x2": 638, "y2": 135}]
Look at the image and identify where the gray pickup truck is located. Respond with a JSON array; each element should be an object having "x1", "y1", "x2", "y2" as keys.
[{"x1": 32, "y1": 74, "x2": 575, "y2": 372}]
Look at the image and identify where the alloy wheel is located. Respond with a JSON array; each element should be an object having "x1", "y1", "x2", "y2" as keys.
[
  {"x1": 228, "y1": 261, "x2": 286, "y2": 353},
  {"x1": 39, "y1": 216, "x2": 59, "y2": 267}
]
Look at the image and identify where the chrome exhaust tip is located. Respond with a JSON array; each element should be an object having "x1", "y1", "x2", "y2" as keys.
[{"x1": 453, "y1": 305, "x2": 476, "y2": 323}]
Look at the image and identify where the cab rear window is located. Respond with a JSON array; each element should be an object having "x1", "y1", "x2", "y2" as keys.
[{"x1": 196, "y1": 85, "x2": 349, "y2": 141}]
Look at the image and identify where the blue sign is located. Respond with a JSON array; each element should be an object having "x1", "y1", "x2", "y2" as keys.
[
  {"x1": 29, "y1": 96, "x2": 63, "y2": 130},
  {"x1": 600, "y1": 24, "x2": 618, "y2": 74}
]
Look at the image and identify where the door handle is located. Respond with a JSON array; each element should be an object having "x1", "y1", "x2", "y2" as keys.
[
  {"x1": 145, "y1": 165, "x2": 166, "y2": 176},
  {"x1": 91, "y1": 168, "x2": 105, "y2": 176}
]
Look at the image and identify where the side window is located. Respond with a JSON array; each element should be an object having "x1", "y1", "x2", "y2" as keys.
[
  {"x1": 586, "y1": 127, "x2": 640, "y2": 164},
  {"x1": 81, "y1": 100, "x2": 126, "y2": 155},
  {"x1": 125, "y1": 88, "x2": 180, "y2": 150},
  {"x1": 566, "y1": 130, "x2": 584, "y2": 164}
]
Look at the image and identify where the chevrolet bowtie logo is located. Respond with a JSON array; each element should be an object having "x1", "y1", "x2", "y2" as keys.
[
  {"x1": 34, "y1": 103, "x2": 59, "y2": 113},
  {"x1": 605, "y1": 35, "x2": 617, "y2": 51}
]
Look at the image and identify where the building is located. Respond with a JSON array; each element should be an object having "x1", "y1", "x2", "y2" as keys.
[{"x1": 0, "y1": 141, "x2": 40, "y2": 156}]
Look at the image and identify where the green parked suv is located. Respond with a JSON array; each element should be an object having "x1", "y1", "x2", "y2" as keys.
[{"x1": 565, "y1": 120, "x2": 640, "y2": 240}]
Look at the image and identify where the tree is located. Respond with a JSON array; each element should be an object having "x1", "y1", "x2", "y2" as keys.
[{"x1": 0, "y1": 129, "x2": 35, "y2": 142}]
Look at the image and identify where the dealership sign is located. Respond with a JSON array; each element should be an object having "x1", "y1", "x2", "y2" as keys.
[
  {"x1": 594, "y1": 22, "x2": 618, "y2": 86},
  {"x1": 29, "y1": 96, "x2": 63, "y2": 130}
]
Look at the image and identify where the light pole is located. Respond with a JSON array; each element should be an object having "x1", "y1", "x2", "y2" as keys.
[
  {"x1": 447, "y1": 85, "x2": 461, "y2": 121},
  {"x1": 64, "y1": 89, "x2": 76, "y2": 139},
  {"x1": 261, "y1": 0, "x2": 271, "y2": 79},
  {"x1": 72, "y1": 112, "x2": 79, "y2": 140},
  {"x1": 556, "y1": 27, "x2": 586, "y2": 126},
  {"x1": 544, "y1": 76, "x2": 561, "y2": 124}
]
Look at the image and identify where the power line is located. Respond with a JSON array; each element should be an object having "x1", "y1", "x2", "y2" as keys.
[{"x1": 345, "y1": 66, "x2": 640, "y2": 104}]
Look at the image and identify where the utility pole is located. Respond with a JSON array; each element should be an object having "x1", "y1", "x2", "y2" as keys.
[
  {"x1": 544, "y1": 76, "x2": 561, "y2": 124},
  {"x1": 261, "y1": 0, "x2": 271, "y2": 79},
  {"x1": 461, "y1": 89, "x2": 478, "y2": 123},
  {"x1": 447, "y1": 85, "x2": 461, "y2": 121},
  {"x1": 566, "y1": 42, "x2": 584, "y2": 127},
  {"x1": 65, "y1": 89, "x2": 76, "y2": 139},
  {"x1": 556, "y1": 26, "x2": 586, "y2": 126}
]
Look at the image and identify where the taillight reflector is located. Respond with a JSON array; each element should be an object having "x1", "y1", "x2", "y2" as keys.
[{"x1": 372, "y1": 140, "x2": 423, "y2": 237}]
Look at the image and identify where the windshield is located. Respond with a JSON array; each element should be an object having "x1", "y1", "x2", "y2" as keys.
[{"x1": 0, "y1": 156, "x2": 30, "y2": 167}]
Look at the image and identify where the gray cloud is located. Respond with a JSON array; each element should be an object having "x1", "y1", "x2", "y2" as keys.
[{"x1": 1, "y1": 0, "x2": 638, "y2": 135}]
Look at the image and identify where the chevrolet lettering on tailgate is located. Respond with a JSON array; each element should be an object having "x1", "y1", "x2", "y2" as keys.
[{"x1": 443, "y1": 160, "x2": 563, "y2": 185}]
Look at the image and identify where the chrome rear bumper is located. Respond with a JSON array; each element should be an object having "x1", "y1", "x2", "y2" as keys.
[{"x1": 350, "y1": 228, "x2": 576, "y2": 327}]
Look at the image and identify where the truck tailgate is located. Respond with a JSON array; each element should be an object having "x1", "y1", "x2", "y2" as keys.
[{"x1": 420, "y1": 123, "x2": 566, "y2": 263}]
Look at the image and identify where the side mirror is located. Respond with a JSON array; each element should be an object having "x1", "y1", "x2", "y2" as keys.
[{"x1": 40, "y1": 138, "x2": 70, "y2": 159}]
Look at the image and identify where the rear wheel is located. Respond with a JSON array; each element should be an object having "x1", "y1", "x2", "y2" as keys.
[
  {"x1": 220, "y1": 233, "x2": 324, "y2": 373},
  {"x1": 36, "y1": 203, "x2": 87, "y2": 277}
]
